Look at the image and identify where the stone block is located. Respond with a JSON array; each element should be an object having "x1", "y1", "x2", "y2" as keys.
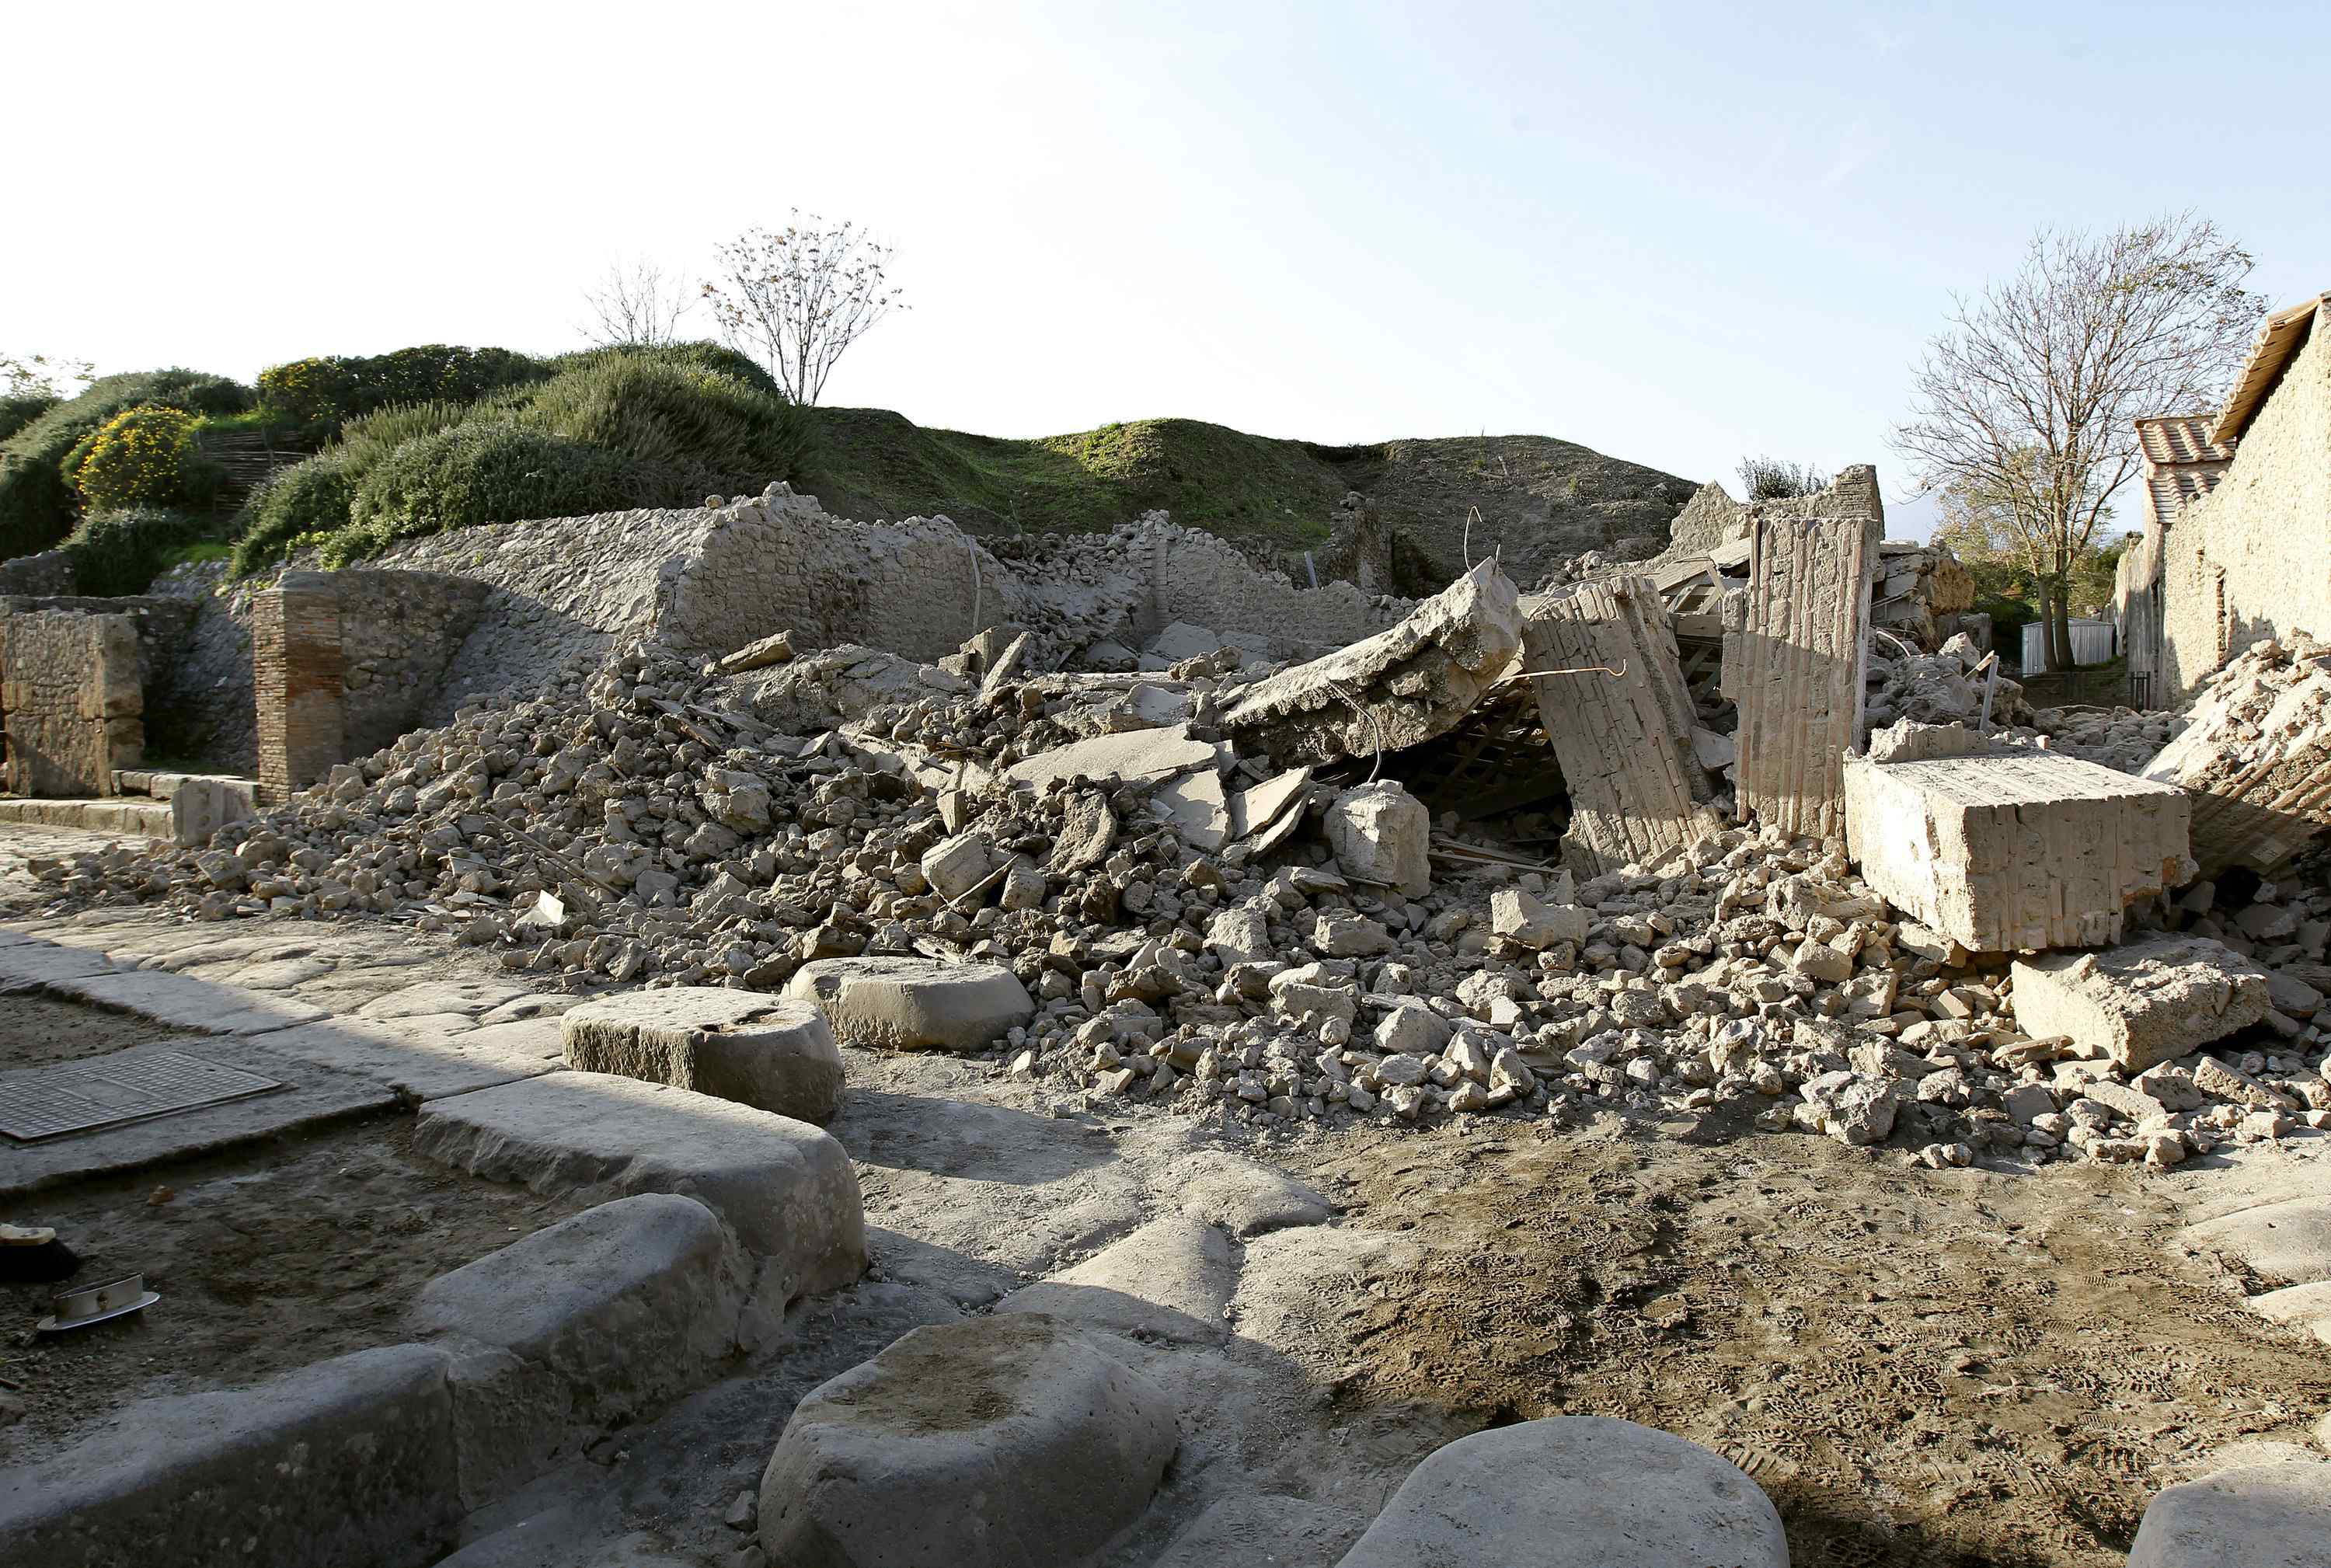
[
  {"x1": 2129, "y1": 1460, "x2": 2331, "y2": 1567},
  {"x1": 413, "y1": 1071, "x2": 866, "y2": 1302},
  {"x1": 0, "y1": 1344, "x2": 461, "y2": 1568},
  {"x1": 408, "y1": 1194, "x2": 763, "y2": 1505},
  {"x1": 561, "y1": 988, "x2": 844, "y2": 1123},
  {"x1": 1325, "y1": 781, "x2": 1430, "y2": 896},
  {"x1": 1845, "y1": 747, "x2": 2194, "y2": 951},
  {"x1": 1490, "y1": 887, "x2": 1589, "y2": 949},
  {"x1": 785, "y1": 956, "x2": 1035, "y2": 1051},
  {"x1": 1334, "y1": 1416, "x2": 1787, "y2": 1568},
  {"x1": 758, "y1": 1315, "x2": 1179, "y2": 1568},
  {"x1": 2010, "y1": 935, "x2": 2271, "y2": 1071},
  {"x1": 995, "y1": 1215, "x2": 1237, "y2": 1343}
]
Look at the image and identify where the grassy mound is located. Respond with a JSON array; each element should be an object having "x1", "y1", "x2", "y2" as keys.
[
  {"x1": 230, "y1": 343, "x2": 814, "y2": 573},
  {"x1": 805, "y1": 410, "x2": 1349, "y2": 545}
]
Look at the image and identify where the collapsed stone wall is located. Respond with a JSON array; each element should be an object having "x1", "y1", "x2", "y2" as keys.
[
  {"x1": 0, "y1": 610, "x2": 141, "y2": 795},
  {"x1": 2158, "y1": 302, "x2": 2331, "y2": 706}
]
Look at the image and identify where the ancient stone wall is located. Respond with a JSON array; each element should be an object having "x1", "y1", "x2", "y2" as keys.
[
  {"x1": 252, "y1": 570, "x2": 486, "y2": 796},
  {"x1": 2159, "y1": 304, "x2": 2331, "y2": 705},
  {"x1": 148, "y1": 563, "x2": 260, "y2": 774},
  {"x1": 0, "y1": 594, "x2": 195, "y2": 721},
  {"x1": 333, "y1": 570, "x2": 491, "y2": 758},
  {"x1": 0, "y1": 610, "x2": 141, "y2": 796},
  {"x1": 0, "y1": 550, "x2": 76, "y2": 597}
]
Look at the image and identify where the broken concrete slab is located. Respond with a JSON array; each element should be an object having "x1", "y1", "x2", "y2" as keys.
[
  {"x1": 560, "y1": 988, "x2": 845, "y2": 1124},
  {"x1": 272, "y1": 1012, "x2": 563, "y2": 1096},
  {"x1": 757, "y1": 1314, "x2": 1178, "y2": 1568},
  {"x1": 2010, "y1": 935, "x2": 2272, "y2": 1072},
  {"x1": 785, "y1": 956, "x2": 1035, "y2": 1051},
  {"x1": 0, "y1": 939, "x2": 117, "y2": 988},
  {"x1": 0, "y1": 1036, "x2": 400, "y2": 1199},
  {"x1": 2246, "y1": 1281, "x2": 2331, "y2": 1347},
  {"x1": 1324, "y1": 781, "x2": 1430, "y2": 896},
  {"x1": 1722, "y1": 510, "x2": 1881, "y2": 838},
  {"x1": 995, "y1": 1215, "x2": 1237, "y2": 1343},
  {"x1": 1218, "y1": 559, "x2": 1522, "y2": 768},
  {"x1": 1845, "y1": 746, "x2": 2194, "y2": 952},
  {"x1": 1001, "y1": 723, "x2": 1218, "y2": 793},
  {"x1": 1334, "y1": 1416, "x2": 1788, "y2": 1568},
  {"x1": 1520, "y1": 577, "x2": 1723, "y2": 876},
  {"x1": 1228, "y1": 765, "x2": 1312, "y2": 841},
  {"x1": 412, "y1": 1071, "x2": 866, "y2": 1300},
  {"x1": 1153, "y1": 766, "x2": 1230, "y2": 851},
  {"x1": 0, "y1": 1343, "x2": 461, "y2": 1568},
  {"x1": 2129, "y1": 1459, "x2": 2331, "y2": 1568},
  {"x1": 409, "y1": 1193, "x2": 765, "y2": 1506}
]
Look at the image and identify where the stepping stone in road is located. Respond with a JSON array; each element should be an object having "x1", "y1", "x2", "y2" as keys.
[
  {"x1": 1336, "y1": 1415, "x2": 1787, "y2": 1568},
  {"x1": 2130, "y1": 1459, "x2": 2331, "y2": 1567},
  {"x1": 562, "y1": 988, "x2": 844, "y2": 1124},
  {"x1": 785, "y1": 956, "x2": 1034, "y2": 1052},
  {"x1": 758, "y1": 1313, "x2": 1177, "y2": 1568}
]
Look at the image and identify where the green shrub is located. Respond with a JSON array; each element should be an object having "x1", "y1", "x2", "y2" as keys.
[
  {"x1": 549, "y1": 339, "x2": 784, "y2": 399},
  {"x1": 229, "y1": 458, "x2": 357, "y2": 575},
  {"x1": 0, "y1": 392, "x2": 57, "y2": 444},
  {"x1": 345, "y1": 423, "x2": 635, "y2": 549},
  {"x1": 520, "y1": 354, "x2": 814, "y2": 495},
  {"x1": 64, "y1": 405, "x2": 201, "y2": 510},
  {"x1": 256, "y1": 345, "x2": 551, "y2": 429},
  {"x1": 58, "y1": 504, "x2": 221, "y2": 596},
  {"x1": 0, "y1": 369, "x2": 250, "y2": 557}
]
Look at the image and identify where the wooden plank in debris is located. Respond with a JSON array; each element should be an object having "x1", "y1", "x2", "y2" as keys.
[
  {"x1": 1520, "y1": 577, "x2": 1719, "y2": 877},
  {"x1": 1722, "y1": 513, "x2": 1881, "y2": 839}
]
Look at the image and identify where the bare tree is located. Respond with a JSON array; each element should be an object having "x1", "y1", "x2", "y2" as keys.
[
  {"x1": 583, "y1": 258, "x2": 694, "y2": 348},
  {"x1": 701, "y1": 213, "x2": 905, "y2": 404},
  {"x1": 1, "y1": 351, "x2": 95, "y2": 399},
  {"x1": 1894, "y1": 214, "x2": 2261, "y2": 671},
  {"x1": 1735, "y1": 455, "x2": 1830, "y2": 501}
]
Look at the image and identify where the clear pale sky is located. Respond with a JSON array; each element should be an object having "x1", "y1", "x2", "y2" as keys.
[{"x1": 7, "y1": 2, "x2": 2326, "y2": 540}]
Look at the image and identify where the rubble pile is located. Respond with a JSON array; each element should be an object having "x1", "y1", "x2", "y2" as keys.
[
  {"x1": 1868, "y1": 541, "x2": 1978, "y2": 648},
  {"x1": 1866, "y1": 633, "x2": 2034, "y2": 730},
  {"x1": 2021, "y1": 705, "x2": 2186, "y2": 773},
  {"x1": 2143, "y1": 633, "x2": 2331, "y2": 876},
  {"x1": 22, "y1": 561, "x2": 2331, "y2": 1175}
]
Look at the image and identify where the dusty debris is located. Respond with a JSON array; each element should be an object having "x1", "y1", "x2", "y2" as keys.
[{"x1": 2144, "y1": 632, "x2": 2331, "y2": 876}]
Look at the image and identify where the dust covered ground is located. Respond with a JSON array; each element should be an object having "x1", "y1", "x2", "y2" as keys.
[{"x1": 1288, "y1": 1114, "x2": 2331, "y2": 1567}]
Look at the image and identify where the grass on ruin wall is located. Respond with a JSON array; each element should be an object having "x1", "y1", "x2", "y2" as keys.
[{"x1": 803, "y1": 409, "x2": 1349, "y2": 547}]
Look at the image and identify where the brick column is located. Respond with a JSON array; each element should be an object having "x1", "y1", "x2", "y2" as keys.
[{"x1": 253, "y1": 573, "x2": 345, "y2": 801}]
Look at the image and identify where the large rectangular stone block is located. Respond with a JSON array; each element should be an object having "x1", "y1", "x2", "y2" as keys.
[{"x1": 1844, "y1": 747, "x2": 2193, "y2": 951}]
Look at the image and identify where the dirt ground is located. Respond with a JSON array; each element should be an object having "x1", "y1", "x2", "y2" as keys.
[
  {"x1": 1294, "y1": 1114, "x2": 2331, "y2": 1568},
  {"x1": 0, "y1": 1114, "x2": 590, "y2": 1465},
  {"x1": 3, "y1": 993, "x2": 190, "y2": 1067}
]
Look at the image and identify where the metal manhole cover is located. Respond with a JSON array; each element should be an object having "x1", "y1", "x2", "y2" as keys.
[{"x1": 0, "y1": 1051, "x2": 284, "y2": 1142}]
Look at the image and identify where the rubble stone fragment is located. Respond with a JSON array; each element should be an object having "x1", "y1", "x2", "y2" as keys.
[
  {"x1": 1325, "y1": 781, "x2": 1430, "y2": 896},
  {"x1": 786, "y1": 956, "x2": 1035, "y2": 1052},
  {"x1": 2010, "y1": 936, "x2": 2271, "y2": 1073}
]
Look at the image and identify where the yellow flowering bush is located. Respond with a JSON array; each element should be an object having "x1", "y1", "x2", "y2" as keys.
[{"x1": 64, "y1": 404, "x2": 198, "y2": 510}]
